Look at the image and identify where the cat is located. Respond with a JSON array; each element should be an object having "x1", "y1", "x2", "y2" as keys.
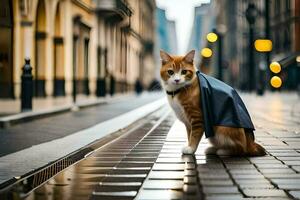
[{"x1": 160, "y1": 49, "x2": 266, "y2": 156}]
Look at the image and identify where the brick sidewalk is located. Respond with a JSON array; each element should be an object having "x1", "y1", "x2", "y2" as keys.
[
  {"x1": 1, "y1": 92, "x2": 299, "y2": 199},
  {"x1": 137, "y1": 92, "x2": 300, "y2": 200}
]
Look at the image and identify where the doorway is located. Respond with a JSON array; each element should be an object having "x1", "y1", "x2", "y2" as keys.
[{"x1": 0, "y1": 0, "x2": 14, "y2": 98}]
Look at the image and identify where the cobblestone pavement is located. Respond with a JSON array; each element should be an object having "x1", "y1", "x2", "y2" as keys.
[
  {"x1": 1, "y1": 92, "x2": 299, "y2": 200},
  {"x1": 138, "y1": 92, "x2": 300, "y2": 199}
]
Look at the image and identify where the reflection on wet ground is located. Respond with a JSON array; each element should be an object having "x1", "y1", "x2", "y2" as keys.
[
  {"x1": 0, "y1": 108, "x2": 173, "y2": 200},
  {"x1": 136, "y1": 120, "x2": 204, "y2": 199},
  {"x1": 1, "y1": 93, "x2": 300, "y2": 199}
]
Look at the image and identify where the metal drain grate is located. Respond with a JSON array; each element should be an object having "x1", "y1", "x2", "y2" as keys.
[
  {"x1": 0, "y1": 108, "x2": 172, "y2": 200},
  {"x1": 31, "y1": 156, "x2": 74, "y2": 188},
  {"x1": 0, "y1": 147, "x2": 92, "y2": 198}
]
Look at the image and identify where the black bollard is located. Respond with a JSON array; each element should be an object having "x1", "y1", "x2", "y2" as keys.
[
  {"x1": 96, "y1": 78, "x2": 106, "y2": 97},
  {"x1": 110, "y1": 75, "x2": 115, "y2": 96},
  {"x1": 134, "y1": 79, "x2": 143, "y2": 95},
  {"x1": 21, "y1": 58, "x2": 33, "y2": 111}
]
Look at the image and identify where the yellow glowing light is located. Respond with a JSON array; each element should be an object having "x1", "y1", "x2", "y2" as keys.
[
  {"x1": 270, "y1": 76, "x2": 282, "y2": 88},
  {"x1": 206, "y1": 32, "x2": 218, "y2": 43},
  {"x1": 296, "y1": 56, "x2": 300, "y2": 63},
  {"x1": 201, "y1": 48, "x2": 213, "y2": 58},
  {"x1": 269, "y1": 62, "x2": 281, "y2": 73},
  {"x1": 254, "y1": 39, "x2": 272, "y2": 52}
]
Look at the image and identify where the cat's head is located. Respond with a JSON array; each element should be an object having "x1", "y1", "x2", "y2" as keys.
[{"x1": 160, "y1": 50, "x2": 196, "y2": 91}]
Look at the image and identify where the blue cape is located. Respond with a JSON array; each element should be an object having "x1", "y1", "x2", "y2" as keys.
[{"x1": 196, "y1": 71, "x2": 255, "y2": 138}]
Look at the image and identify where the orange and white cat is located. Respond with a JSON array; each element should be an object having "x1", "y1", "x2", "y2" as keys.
[{"x1": 160, "y1": 50, "x2": 265, "y2": 156}]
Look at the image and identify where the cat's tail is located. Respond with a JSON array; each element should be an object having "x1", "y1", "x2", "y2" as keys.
[{"x1": 245, "y1": 131, "x2": 266, "y2": 156}]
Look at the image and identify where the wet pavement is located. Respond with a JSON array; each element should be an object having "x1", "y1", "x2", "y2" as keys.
[
  {"x1": 0, "y1": 107, "x2": 174, "y2": 200},
  {"x1": 0, "y1": 92, "x2": 164, "y2": 157},
  {"x1": 0, "y1": 92, "x2": 300, "y2": 199}
]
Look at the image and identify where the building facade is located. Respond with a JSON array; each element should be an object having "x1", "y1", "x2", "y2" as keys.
[
  {"x1": 269, "y1": 0, "x2": 300, "y2": 90},
  {"x1": 155, "y1": 8, "x2": 178, "y2": 55},
  {"x1": 198, "y1": 0, "x2": 300, "y2": 90},
  {"x1": 95, "y1": 0, "x2": 156, "y2": 93},
  {"x1": 223, "y1": 0, "x2": 300, "y2": 90},
  {"x1": 154, "y1": 7, "x2": 178, "y2": 81},
  {"x1": 167, "y1": 20, "x2": 178, "y2": 55},
  {"x1": 187, "y1": 3, "x2": 212, "y2": 67},
  {"x1": 0, "y1": 0, "x2": 156, "y2": 99}
]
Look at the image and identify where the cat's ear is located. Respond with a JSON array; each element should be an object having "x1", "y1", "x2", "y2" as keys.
[
  {"x1": 160, "y1": 50, "x2": 173, "y2": 65},
  {"x1": 183, "y1": 50, "x2": 195, "y2": 64}
]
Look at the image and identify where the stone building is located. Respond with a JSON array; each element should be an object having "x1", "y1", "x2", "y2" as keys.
[
  {"x1": 197, "y1": 0, "x2": 299, "y2": 90},
  {"x1": 154, "y1": 7, "x2": 178, "y2": 81},
  {"x1": 95, "y1": 0, "x2": 156, "y2": 94},
  {"x1": 198, "y1": 0, "x2": 266, "y2": 88},
  {"x1": 225, "y1": 0, "x2": 300, "y2": 90},
  {"x1": 187, "y1": 3, "x2": 212, "y2": 68},
  {"x1": 0, "y1": 0, "x2": 156, "y2": 99},
  {"x1": 269, "y1": 0, "x2": 300, "y2": 89},
  {"x1": 234, "y1": 0, "x2": 265, "y2": 89},
  {"x1": 155, "y1": 8, "x2": 178, "y2": 55}
]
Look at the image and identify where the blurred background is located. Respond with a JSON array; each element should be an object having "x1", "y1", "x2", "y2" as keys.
[{"x1": 0, "y1": 0, "x2": 299, "y2": 115}]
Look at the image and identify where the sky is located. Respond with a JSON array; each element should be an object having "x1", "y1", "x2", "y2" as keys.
[{"x1": 156, "y1": 0, "x2": 210, "y2": 54}]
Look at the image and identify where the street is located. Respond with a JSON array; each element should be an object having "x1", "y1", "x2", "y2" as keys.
[
  {"x1": 0, "y1": 93, "x2": 164, "y2": 157},
  {"x1": 0, "y1": 92, "x2": 299, "y2": 199},
  {"x1": 1, "y1": 0, "x2": 300, "y2": 199}
]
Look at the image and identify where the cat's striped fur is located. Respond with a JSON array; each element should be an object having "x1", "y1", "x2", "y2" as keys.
[{"x1": 160, "y1": 50, "x2": 266, "y2": 156}]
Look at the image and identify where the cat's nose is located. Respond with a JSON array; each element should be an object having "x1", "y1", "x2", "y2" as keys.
[{"x1": 174, "y1": 79, "x2": 180, "y2": 83}]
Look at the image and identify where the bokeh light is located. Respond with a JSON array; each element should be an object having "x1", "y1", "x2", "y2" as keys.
[
  {"x1": 201, "y1": 48, "x2": 213, "y2": 58},
  {"x1": 270, "y1": 76, "x2": 282, "y2": 88},
  {"x1": 206, "y1": 32, "x2": 218, "y2": 43},
  {"x1": 269, "y1": 62, "x2": 281, "y2": 73},
  {"x1": 254, "y1": 39, "x2": 272, "y2": 52}
]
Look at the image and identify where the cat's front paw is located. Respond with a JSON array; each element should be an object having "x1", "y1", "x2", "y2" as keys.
[{"x1": 182, "y1": 146, "x2": 196, "y2": 155}]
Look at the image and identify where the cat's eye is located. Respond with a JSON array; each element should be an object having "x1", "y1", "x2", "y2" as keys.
[
  {"x1": 181, "y1": 70, "x2": 187, "y2": 75},
  {"x1": 167, "y1": 70, "x2": 174, "y2": 76}
]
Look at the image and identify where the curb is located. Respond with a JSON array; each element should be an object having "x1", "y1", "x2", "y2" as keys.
[{"x1": 0, "y1": 98, "x2": 167, "y2": 188}]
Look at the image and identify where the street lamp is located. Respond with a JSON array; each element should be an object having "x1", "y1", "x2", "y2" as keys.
[
  {"x1": 296, "y1": 56, "x2": 300, "y2": 95},
  {"x1": 270, "y1": 76, "x2": 282, "y2": 88},
  {"x1": 212, "y1": 26, "x2": 226, "y2": 81},
  {"x1": 245, "y1": 3, "x2": 258, "y2": 92},
  {"x1": 254, "y1": 39, "x2": 272, "y2": 95},
  {"x1": 296, "y1": 56, "x2": 300, "y2": 63},
  {"x1": 269, "y1": 62, "x2": 281, "y2": 73},
  {"x1": 254, "y1": 39, "x2": 272, "y2": 52},
  {"x1": 206, "y1": 32, "x2": 218, "y2": 43},
  {"x1": 201, "y1": 47, "x2": 213, "y2": 58},
  {"x1": 269, "y1": 61, "x2": 282, "y2": 89}
]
